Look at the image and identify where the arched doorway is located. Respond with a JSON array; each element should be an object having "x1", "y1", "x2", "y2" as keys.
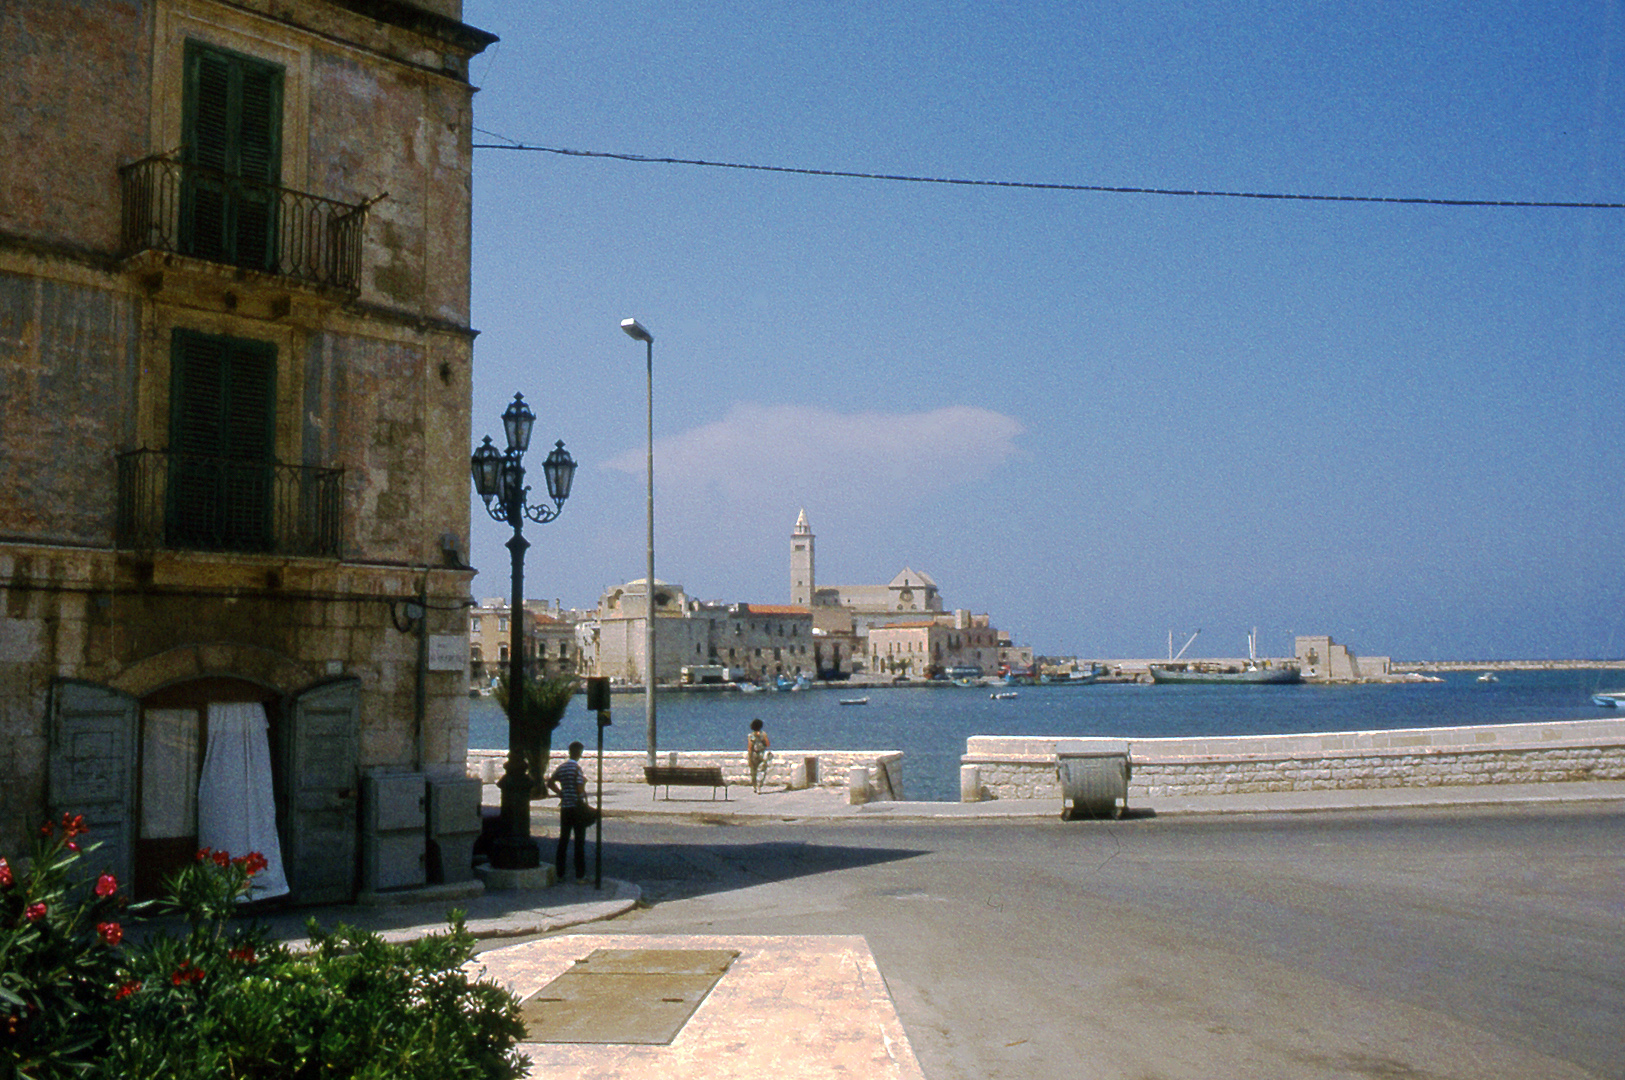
[{"x1": 135, "y1": 676, "x2": 280, "y2": 900}]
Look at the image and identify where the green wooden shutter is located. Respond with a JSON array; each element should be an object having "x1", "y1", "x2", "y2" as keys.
[
  {"x1": 181, "y1": 41, "x2": 283, "y2": 270},
  {"x1": 168, "y1": 329, "x2": 277, "y2": 551}
]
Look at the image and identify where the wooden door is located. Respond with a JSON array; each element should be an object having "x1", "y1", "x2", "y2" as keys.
[
  {"x1": 279, "y1": 679, "x2": 360, "y2": 904},
  {"x1": 47, "y1": 680, "x2": 139, "y2": 885}
]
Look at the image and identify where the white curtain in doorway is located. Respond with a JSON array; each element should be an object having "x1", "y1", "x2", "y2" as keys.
[{"x1": 197, "y1": 702, "x2": 290, "y2": 900}]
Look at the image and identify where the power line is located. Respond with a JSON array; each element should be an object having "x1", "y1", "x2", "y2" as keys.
[{"x1": 470, "y1": 134, "x2": 1625, "y2": 210}]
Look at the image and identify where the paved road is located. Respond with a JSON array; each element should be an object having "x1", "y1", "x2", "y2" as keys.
[{"x1": 545, "y1": 802, "x2": 1624, "y2": 1080}]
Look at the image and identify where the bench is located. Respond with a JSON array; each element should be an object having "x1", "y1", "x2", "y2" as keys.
[{"x1": 643, "y1": 765, "x2": 730, "y2": 801}]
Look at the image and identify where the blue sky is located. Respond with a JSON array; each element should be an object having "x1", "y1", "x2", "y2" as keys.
[{"x1": 458, "y1": 0, "x2": 1624, "y2": 662}]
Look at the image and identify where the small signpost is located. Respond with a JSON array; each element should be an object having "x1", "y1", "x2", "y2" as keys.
[{"x1": 585, "y1": 676, "x2": 611, "y2": 889}]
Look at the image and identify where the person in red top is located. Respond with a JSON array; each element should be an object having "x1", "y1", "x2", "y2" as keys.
[{"x1": 547, "y1": 741, "x2": 591, "y2": 883}]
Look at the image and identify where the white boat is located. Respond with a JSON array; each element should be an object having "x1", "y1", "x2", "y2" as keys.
[
  {"x1": 990, "y1": 691, "x2": 1018, "y2": 700},
  {"x1": 839, "y1": 696, "x2": 869, "y2": 706},
  {"x1": 1477, "y1": 672, "x2": 1499, "y2": 683},
  {"x1": 736, "y1": 681, "x2": 764, "y2": 693},
  {"x1": 1592, "y1": 692, "x2": 1625, "y2": 708}
]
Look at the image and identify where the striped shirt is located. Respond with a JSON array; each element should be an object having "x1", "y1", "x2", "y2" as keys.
[{"x1": 551, "y1": 758, "x2": 587, "y2": 808}]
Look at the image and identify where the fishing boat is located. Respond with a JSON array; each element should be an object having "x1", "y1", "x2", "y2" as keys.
[
  {"x1": 1148, "y1": 662, "x2": 1302, "y2": 685},
  {"x1": 1149, "y1": 627, "x2": 1302, "y2": 684},
  {"x1": 990, "y1": 691, "x2": 1019, "y2": 700},
  {"x1": 839, "y1": 696, "x2": 869, "y2": 706}
]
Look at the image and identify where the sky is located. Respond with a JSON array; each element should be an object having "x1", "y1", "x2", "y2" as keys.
[{"x1": 457, "y1": 0, "x2": 1624, "y2": 663}]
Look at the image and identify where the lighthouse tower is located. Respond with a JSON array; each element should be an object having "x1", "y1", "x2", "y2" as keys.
[{"x1": 791, "y1": 508, "x2": 815, "y2": 606}]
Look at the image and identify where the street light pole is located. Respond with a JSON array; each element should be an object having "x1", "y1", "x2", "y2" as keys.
[
  {"x1": 471, "y1": 393, "x2": 576, "y2": 870},
  {"x1": 620, "y1": 317, "x2": 656, "y2": 768}
]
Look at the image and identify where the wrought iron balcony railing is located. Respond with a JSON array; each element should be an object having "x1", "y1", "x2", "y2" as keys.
[
  {"x1": 117, "y1": 448, "x2": 344, "y2": 558},
  {"x1": 119, "y1": 154, "x2": 368, "y2": 292}
]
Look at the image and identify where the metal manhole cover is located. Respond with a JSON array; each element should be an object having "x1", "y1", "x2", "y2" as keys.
[{"x1": 519, "y1": 948, "x2": 741, "y2": 1045}]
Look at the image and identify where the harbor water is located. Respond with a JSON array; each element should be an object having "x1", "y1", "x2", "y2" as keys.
[{"x1": 469, "y1": 669, "x2": 1625, "y2": 802}]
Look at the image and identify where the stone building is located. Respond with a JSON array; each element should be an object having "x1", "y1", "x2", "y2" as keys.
[
  {"x1": 791, "y1": 509, "x2": 947, "y2": 639},
  {"x1": 0, "y1": 0, "x2": 494, "y2": 902},
  {"x1": 467, "y1": 599, "x2": 581, "y2": 688},
  {"x1": 1294, "y1": 635, "x2": 1392, "y2": 682},
  {"x1": 588, "y1": 581, "x2": 820, "y2": 686},
  {"x1": 869, "y1": 613, "x2": 1001, "y2": 679}
]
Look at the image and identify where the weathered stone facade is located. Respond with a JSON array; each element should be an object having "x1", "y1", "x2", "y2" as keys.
[{"x1": 0, "y1": 0, "x2": 493, "y2": 902}]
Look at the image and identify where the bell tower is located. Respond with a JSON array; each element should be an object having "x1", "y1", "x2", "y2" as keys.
[{"x1": 791, "y1": 508, "x2": 815, "y2": 606}]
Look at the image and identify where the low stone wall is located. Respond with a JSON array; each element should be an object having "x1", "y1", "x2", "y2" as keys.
[
  {"x1": 467, "y1": 747, "x2": 906, "y2": 800},
  {"x1": 960, "y1": 719, "x2": 1625, "y2": 802}
]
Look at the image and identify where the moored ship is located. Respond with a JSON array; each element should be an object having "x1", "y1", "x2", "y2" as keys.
[{"x1": 1148, "y1": 661, "x2": 1303, "y2": 685}]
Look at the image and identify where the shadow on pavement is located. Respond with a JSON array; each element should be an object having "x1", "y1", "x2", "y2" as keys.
[{"x1": 600, "y1": 837, "x2": 929, "y2": 904}]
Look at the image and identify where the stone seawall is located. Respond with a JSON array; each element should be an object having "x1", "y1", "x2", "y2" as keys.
[
  {"x1": 960, "y1": 719, "x2": 1625, "y2": 802},
  {"x1": 467, "y1": 747, "x2": 906, "y2": 801}
]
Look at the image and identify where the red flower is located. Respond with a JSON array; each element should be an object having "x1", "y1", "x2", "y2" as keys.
[
  {"x1": 59, "y1": 813, "x2": 87, "y2": 839},
  {"x1": 196, "y1": 847, "x2": 212, "y2": 862},
  {"x1": 227, "y1": 945, "x2": 257, "y2": 964},
  {"x1": 23, "y1": 902, "x2": 47, "y2": 922},
  {"x1": 114, "y1": 980, "x2": 142, "y2": 1001},
  {"x1": 233, "y1": 852, "x2": 269, "y2": 877},
  {"x1": 0, "y1": 857, "x2": 11, "y2": 889},
  {"x1": 94, "y1": 873, "x2": 118, "y2": 898},
  {"x1": 170, "y1": 961, "x2": 206, "y2": 985},
  {"x1": 97, "y1": 921, "x2": 122, "y2": 946},
  {"x1": 211, "y1": 850, "x2": 230, "y2": 868}
]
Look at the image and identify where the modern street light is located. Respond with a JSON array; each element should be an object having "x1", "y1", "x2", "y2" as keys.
[
  {"x1": 471, "y1": 392, "x2": 576, "y2": 869},
  {"x1": 620, "y1": 317, "x2": 657, "y2": 768}
]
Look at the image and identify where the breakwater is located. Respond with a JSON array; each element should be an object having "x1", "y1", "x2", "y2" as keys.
[{"x1": 960, "y1": 718, "x2": 1625, "y2": 803}]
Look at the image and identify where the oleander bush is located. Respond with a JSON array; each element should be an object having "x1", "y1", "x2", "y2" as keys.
[{"x1": 2, "y1": 820, "x2": 528, "y2": 1080}]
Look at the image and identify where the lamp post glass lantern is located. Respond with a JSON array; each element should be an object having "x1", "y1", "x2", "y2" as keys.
[
  {"x1": 621, "y1": 318, "x2": 657, "y2": 767},
  {"x1": 471, "y1": 392, "x2": 576, "y2": 870}
]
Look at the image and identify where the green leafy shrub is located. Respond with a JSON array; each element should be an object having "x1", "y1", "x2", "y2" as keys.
[
  {"x1": 0, "y1": 814, "x2": 133, "y2": 1079},
  {"x1": 2, "y1": 826, "x2": 529, "y2": 1080}
]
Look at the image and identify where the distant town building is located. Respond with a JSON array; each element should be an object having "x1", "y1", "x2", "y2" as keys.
[
  {"x1": 590, "y1": 580, "x2": 821, "y2": 685},
  {"x1": 869, "y1": 612, "x2": 1001, "y2": 679},
  {"x1": 1295, "y1": 635, "x2": 1391, "y2": 681}
]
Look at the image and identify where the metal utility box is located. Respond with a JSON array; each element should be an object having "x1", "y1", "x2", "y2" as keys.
[
  {"x1": 1056, "y1": 741, "x2": 1131, "y2": 820},
  {"x1": 425, "y1": 774, "x2": 482, "y2": 884},
  {"x1": 362, "y1": 771, "x2": 426, "y2": 891}
]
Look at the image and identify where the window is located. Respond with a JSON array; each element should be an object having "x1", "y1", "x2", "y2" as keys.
[
  {"x1": 166, "y1": 328, "x2": 276, "y2": 551},
  {"x1": 181, "y1": 41, "x2": 284, "y2": 270},
  {"x1": 471, "y1": 616, "x2": 481, "y2": 632}
]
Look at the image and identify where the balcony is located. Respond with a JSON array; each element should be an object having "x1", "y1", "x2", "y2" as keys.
[
  {"x1": 117, "y1": 448, "x2": 344, "y2": 558},
  {"x1": 119, "y1": 154, "x2": 367, "y2": 292}
]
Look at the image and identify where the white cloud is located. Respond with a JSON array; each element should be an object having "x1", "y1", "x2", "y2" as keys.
[{"x1": 603, "y1": 403, "x2": 1024, "y2": 509}]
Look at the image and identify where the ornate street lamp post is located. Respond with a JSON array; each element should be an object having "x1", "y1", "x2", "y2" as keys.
[{"x1": 471, "y1": 392, "x2": 576, "y2": 869}]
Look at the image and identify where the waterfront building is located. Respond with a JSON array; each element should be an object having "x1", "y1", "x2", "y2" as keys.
[
  {"x1": 590, "y1": 579, "x2": 822, "y2": 685},
  {"x1": 0, "y1": 0, "x2": 494, "y2": 901},
  {"x1": 467, "y1": 599, "x2": 582, "y2": 689},
  {"x1": 869, "y1": 613, "x2": 1002, "y2": 680},
  {"x1": 1295, "y1": 635, "x2": 1391, "y2": 681}
]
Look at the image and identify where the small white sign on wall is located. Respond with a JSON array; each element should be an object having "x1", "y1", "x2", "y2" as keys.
[{"x1": 427, "y1": 634, "x2": 469, "y2": 671}]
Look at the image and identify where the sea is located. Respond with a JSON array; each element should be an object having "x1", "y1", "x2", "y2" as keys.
[{"x1": 468, "y1": 668, "x2": 1625, "y2": 802}]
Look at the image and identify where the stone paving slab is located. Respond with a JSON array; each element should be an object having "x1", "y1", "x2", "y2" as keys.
[{"x1": 475, "y1": 934, "x2": 928, "y2": 1080}]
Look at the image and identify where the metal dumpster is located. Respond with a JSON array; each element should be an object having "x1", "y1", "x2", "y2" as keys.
[{"x1": 1056, "y1": 741, "x2": 1131, "y2": 820}]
